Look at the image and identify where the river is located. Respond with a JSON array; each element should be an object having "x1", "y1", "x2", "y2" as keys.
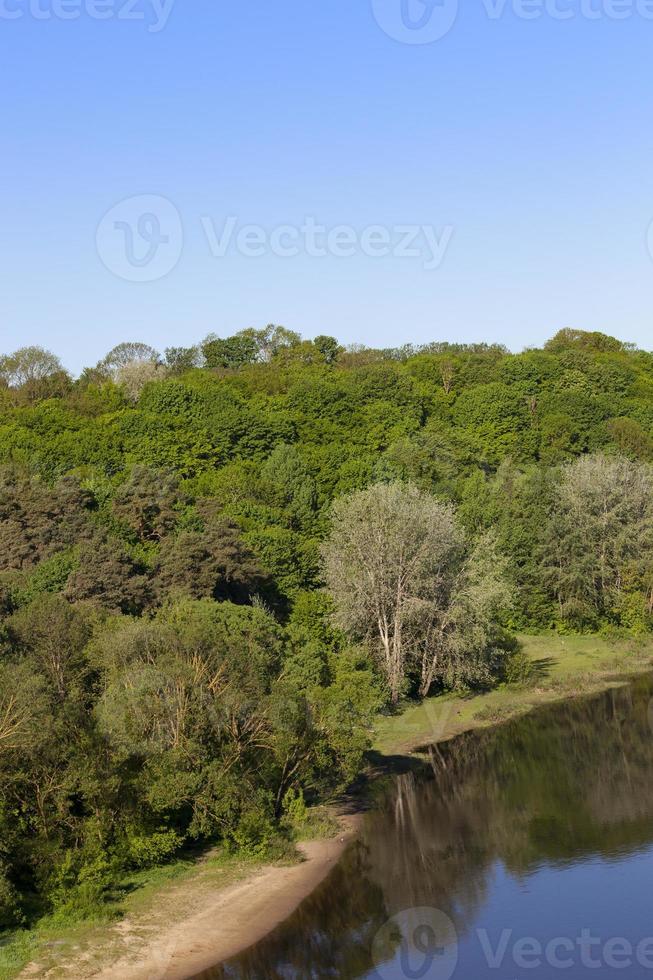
[{"x1": 195, "y1": 676, "x2": 653, "y2": 978}]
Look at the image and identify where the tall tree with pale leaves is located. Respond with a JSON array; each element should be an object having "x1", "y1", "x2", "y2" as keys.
[
  {"x1": 323, "y1": 483, "x2": 512, "y2": 701},
  {"x1": 322, "y1": 483, "x2": 461, "y2": 701}
]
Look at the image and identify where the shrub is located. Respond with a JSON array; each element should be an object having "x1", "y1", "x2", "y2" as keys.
[
  {"x1": 0, "y1": 868, "x2": 24, "y2": 930},
  {"x1": 125, "y1": 830, "x2": 185, "y2": 870},
  {"x1": 502, "y1": 646, "x2": 536, "y2": 686},
  {"x1": 228, "y1": 801, "x2": 278, "y2": 858}
]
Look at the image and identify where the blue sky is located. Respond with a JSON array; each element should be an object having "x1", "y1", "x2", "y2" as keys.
[{"x1": 2, "y1": 0, "x2": 653, "y2": 373}]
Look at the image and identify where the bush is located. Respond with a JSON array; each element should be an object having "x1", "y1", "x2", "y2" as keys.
[
  {"x1": 281, "y1": 790, "x2": 338, "y2": 841},
  {"x1": 228, "y1": 800, "x2": 278, "y2": 858},
  {"x1": 47, "y1": 855, "x2": 117, "y2": 925},
  {"x1": 281, "y1": 787, "x2": 308, "y2": 832},
  {"x1": 614, "y1": 592, "x2": 653, "y2": 634},
  {"x1": 125, "y1": 830, "x2": 185, "y2": 870},
  {"x1": 0, "y1": 868, "x2": 24, "y2": 930},
  {"x1": 502, "y1": 645, "x2": 536, "y2": 686}
]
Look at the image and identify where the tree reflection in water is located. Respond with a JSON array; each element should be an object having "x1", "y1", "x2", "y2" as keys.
[{"x1": 195, "y1": 676, "x2": 653, "y2": 980}]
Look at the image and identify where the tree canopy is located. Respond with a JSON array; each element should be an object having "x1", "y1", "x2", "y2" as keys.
[{"x1": 2, "y1": 324, "x2": 653, "y2": 930}]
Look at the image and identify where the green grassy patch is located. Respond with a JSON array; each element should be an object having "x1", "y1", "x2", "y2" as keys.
[{"x1": 374, "y1": 634, "x2": 653, "y2": 755}]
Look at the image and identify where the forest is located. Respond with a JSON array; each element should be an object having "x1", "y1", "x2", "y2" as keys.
[{"x1": 1, "y1": 325, "x2": 653, "y2": 932}]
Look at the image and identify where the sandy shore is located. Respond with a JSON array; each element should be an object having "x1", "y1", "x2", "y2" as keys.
[
  {"x1": 19, "y1": 640, "x2": 653, "y2": 980},
  {"x1": 82, "y1": 816, "x2": 360, "y2": 980}
]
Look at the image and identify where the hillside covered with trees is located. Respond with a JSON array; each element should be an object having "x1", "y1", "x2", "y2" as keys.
[{"x1": 1, "y1": 325, "x2": 653, "y2": 931}]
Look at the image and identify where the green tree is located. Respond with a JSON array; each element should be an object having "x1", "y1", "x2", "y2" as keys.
[
  {"x1": 164, "y1": 346, "x2": 201, "y2": 374},
  {"x1": 112, "y1": 466, "x2": 185, "y2": 543},
  {"x1": 156, "y1": 516, "x2": 264, "y2": 603},
  {"x1": 202, "y1": 332, "x2": 259, "y2": 370},
  {"x1": 544, "y1": 328, "x2": 628, "y2": 354},
  {"x1": 313, "y1": 335, "x2": 341, "y2": 364},
  {"x1": 322, "y1": 483, "x2": 464, "y2": 702},
  {"x1": 0, "y1": 346, "x2": 65, "y2": 388},
  {"x1": 99, "y1": 342, "x2": 160, "y2": 375},
  {"x1": 65, "y1": 534, "x2": 152, "y2": 614},
  {"x1": 543, "y1": 454, "x2": 653, "y2": 627}
]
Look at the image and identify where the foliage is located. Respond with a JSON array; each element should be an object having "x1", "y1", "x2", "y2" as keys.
[
  {"x1": 542, "y1": 454, "x2": 653, "y2": 629},
  {"x1": 99, "y1": 342, "x2": 160, "y2": 375},
  {"x1": 322, "y1": 483, "x2": 463, "y2": 701},
  {"x1": 322, "y1": 484, "x2": 512, "y2": 699},
  {"x1": 1, "y1": 325, "x2": 653, "y2": 928}
]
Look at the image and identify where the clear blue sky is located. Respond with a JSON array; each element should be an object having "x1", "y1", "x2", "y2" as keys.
[{"x1": 2, "y1": 0, "x2": 653, "y2": 373}]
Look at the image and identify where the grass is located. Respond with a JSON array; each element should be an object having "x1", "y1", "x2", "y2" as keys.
[
  {"x1": 373, "y1": 633, "x2": 653, "y2": 756},
  {"x1": 0, "y1": 932, "x2": 37, "y2": 980}
]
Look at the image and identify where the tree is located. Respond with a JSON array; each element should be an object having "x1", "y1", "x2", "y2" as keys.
[
  {"x1": 260, "y1": 444, "x2": 318, "y2": 531},
  {"x1": 164, "y1": 346, "x2": 201, "y2": 374},
  {"x1": 607, "y1": 418, "x2": 653, "y2": 461},
  {"x1": 543, "y1": 454, "x2": 653, "y2": 626},
  {"x1": 313, "y1": 335, "x2": 341, "y2": 365},
  {"x1": 115, "y1": 361, "x2": 167, "y2": 402},
  {"x1": 156, "y1": 514, "x2": 265, "y2": 603},
  {"x1": 416, "y1": 532, "x2": 512, "y2": 695},
  {"x1": 99, "y1": 342, "x2": 161, "y2": 375},
  {"x1": 202, "y1": 332, "x2": 259, "y2": 370},
  {"x1": 8, "y1": 595, "x2": 95, "y2": 701},
  {"x1": 259, "y1": 325, "x2": 301, "y2": 361},
  {"x1": 112, "y1": 466, "x2": 185, "y2": 543},
  {"x1": 322, "y1": 483, "x2": 464, "y2": 702},
  {"x1": 0, "y1": 346, "x2": 64, "y2": 388},
  {"x1": 65, "y1": 534, "x2": 152, "y2": 614},
  {"x1": 93, "y1": 599, "x2": 283, "y2": 838},
  {"x1": 544, "y1": 329, "x2": 627, "y2": 354},
  {"x1": 201, "y1": 326, "x2": 302, "y2": 370},
  {"x1": 0, "y1": 472, "x2": 93, "y2": 571},
  {"x1": 0, "y1": 347, "x2": 70, "y2": 404},
  {"x1": 440, "y1": 359, "x2": 456, "y2": 394}
]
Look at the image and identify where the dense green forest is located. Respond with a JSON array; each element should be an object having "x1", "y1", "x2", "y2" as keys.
[{"x1": 2, "y1": 325, "x2": 653, "y2": 931}]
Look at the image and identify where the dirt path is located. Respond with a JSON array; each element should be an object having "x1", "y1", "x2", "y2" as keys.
[
  {"x1": 19, "y1": 644, "x2": 653, "y2": 980},
  {"x1": 19, "y1": 817, "x2": 359, "y2": 980}
]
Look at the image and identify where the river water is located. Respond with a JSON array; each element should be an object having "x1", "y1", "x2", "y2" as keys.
[{"x1": 197, "y1": 676, "x2": 653, "y2": 979}]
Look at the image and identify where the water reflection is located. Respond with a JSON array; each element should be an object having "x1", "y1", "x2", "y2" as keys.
[{"x1": 196, "y1": 677, "x2": 653, "y2": 979}]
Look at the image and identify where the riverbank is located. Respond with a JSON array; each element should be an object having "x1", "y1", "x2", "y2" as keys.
[
  {"x1": 7, "y1": 633, "x2": 653, "y2": 980},
  {"x1": 375, "y1": 632, "x2": 653, "y2": 756},
  {"x1": 6, "y1": 824, "x2": 360, "y2": 980}
]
